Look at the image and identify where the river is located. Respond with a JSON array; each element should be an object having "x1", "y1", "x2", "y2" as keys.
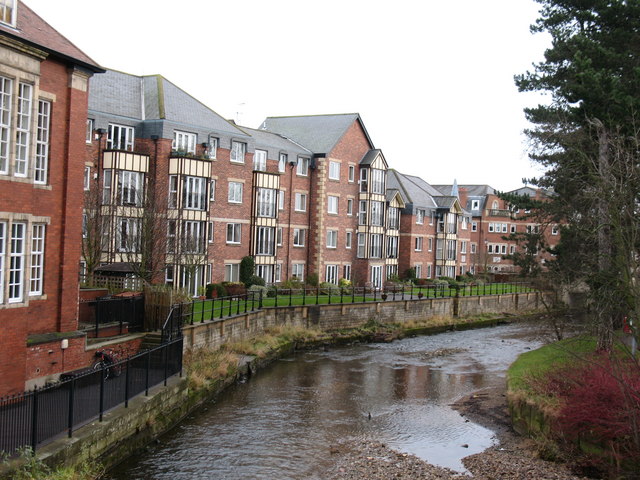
[{"x1": 105, "y1": 321, "x2": 553, "y2": 480}]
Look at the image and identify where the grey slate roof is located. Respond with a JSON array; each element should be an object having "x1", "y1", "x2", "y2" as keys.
[
  {"x1": 434, "y1": 196, "x2": 457, "y2": 209},
  {"x1": 240, "y1": 126, "x2": 311, "y2": 158},
  {"x1": 433, "y1": 184, "x2": 496, "y2": 197},
  {"x1": 387, "y1": 170, "x2": 439, "y2": 209},
  {"x1": 89, "y1": 69, "x2": 247, "y2": 138},
  {"x1": 360, "y1": 149, "x2": 382, "y2": 166},
  {"x1": 262, "y1": 113, "x2": 373, "y2": 154}
]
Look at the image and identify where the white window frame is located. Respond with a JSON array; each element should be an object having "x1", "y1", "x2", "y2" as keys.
[
  {"x1": 471, "y1": 200, "x2": 480, "y2": 210},
  {"x1": 253, "y1": 149, "x2": 267, "y2": 171},
  {"x1": 296, "y1": 157, "x2": 309, "y2": 176},
  {"x1": 116, "y1": 217, "x2": 139, "y2": 253},
  {"x1": 184, "y1": 176, "x2": 207, "y2": 210},
  {"x1": 35, "y1": 99, "x2": 51, "y2": 184},
  {"x1": 326, "y1": 229, "x2": 338, "y2": 248},
  {"x1": 0, "y1": 0, "x2": 17, "y2": 27},
  {"x1": 207, "y1": 136, "x2": 218, "y2": 160},
  {"x1": 329, "y1": 161, "x2": 340, "y2": 180},
  {"x1": 226, "y1": 223, "x2": 242, "y2": 244},
  {"x1": 370, "y1": 201, "x2": 384, "y2": 226},
  {"x1": 292, "y1": 263, "x2": 304, "y2": 281},
  {"x1": 183, "y1": 220, "x2": 204, "y2": 253},
  {"x1": 84, "y1": 166, "x2": 91, "y2": 191},
  {"x1": 348, "y1": 165, "x2": 355, "y2": 182},
  {"x1": 228, "y1": 181, "x2": 243, "y2": 203},
  {"x1": 0, "y1": 76, "x2": 11, "y2": 175},
  {"x1": 173, "y1": 130, "x2": 197, "y2": 154},
  {"x1": 257, "y1": 188, "x2": 277, "y2": 218},
  {"x1": 293, "y1": 228, "x2": 305, "y2": 247},
  {"x1": 471, "y1": 221, "x2": 478, "y2": 232},
  {"x1": 370, "y1": 233, "x2": 382, "y2": 258},
  {"x1": 210, "y1": 179, "x2": 216, "y2": 202},
  {"x1": 347, "y1": 198, "x2": 353, "y2": 216},
  {"x1": 294, "y1": 192, "x2": 307, "y2": 212},
  {"x1": 415, "y1": 236, "x2": 423, "y2": 252},
  {"x1": 168, "y1": 175, "x2": 178, "y2": 208},
  {"x1": 343, "y1": 264, "x2": 351, "y2": 281},
  {"x1": 278, "y1": 153, "x2": 287, "y2": 173},
  {"x1": 14, "y1": 82, "x2": 32, "y2": 177},
  {"x1": 345, "y1": 231, "x2": 352, "y2": 249},
  {"x1": 108, "y1": 123, "x2": 134, "y2": 151},
  {"x1": 102, "y1": 169, "x2": 112, "y2": 204},
  {"x1": 225, "y1": 263, "x2": 240, "y2": 282},
  {"x1": 278, "y1": 190, "x2": 285, "y2": 210},
  {"x1": 118, "y1": 170, "x2": 143, "y2": 206},
  {"x1": 371, "y1": 168, "x2": 385, "y2": 194},
  {"x1": 256, "y1": 226, "x2": 275, "y2": 255},
  {"x1": 327, "y1": 195, "x2": 339, "y2": 214},
  {"x1": 357, "y1": 233, "x2": 366, "y2": 258},
  {"x1": 231, "y1": 141, "x2": 246, "y2": 163},
  {"x1": 416, "y1": 209, "x2": 425, "y2": 225},
  {"x1": 0, "y1": 221, "x2": 5, "y2": 303},
  {"x1": 325, "y1": 264, "x2": 338, "y2": 285}
]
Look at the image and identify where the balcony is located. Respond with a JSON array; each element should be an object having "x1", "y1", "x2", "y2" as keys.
[{"x1": 489, "y1": 209, "x2": 512, "y2": 218}]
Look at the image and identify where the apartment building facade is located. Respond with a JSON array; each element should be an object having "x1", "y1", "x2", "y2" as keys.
[
  {"x1": 0, "y1": 1, "x2": 103, "y2": 395},
  {"x1": 388, "y1": 171, "x2": 472, "y2": 280},
  {"x1": 434, "y1": 184, "x2": 560, "y2": 275}
]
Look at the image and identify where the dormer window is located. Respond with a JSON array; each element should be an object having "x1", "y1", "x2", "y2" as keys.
[{"x1": 0, "y1": 0, "x2": 16, "y2": 27}]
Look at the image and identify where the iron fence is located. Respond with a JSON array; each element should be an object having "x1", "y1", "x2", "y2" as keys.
[
  {"x1": 85, "y1": 294, "x2": 145, "y2": 337},
  {"x1": 0, "y1": 337, "x2": 183, "y2": 456},
  {"x1": 179, "y1": 282, "x2": 535, "y2": 325}
]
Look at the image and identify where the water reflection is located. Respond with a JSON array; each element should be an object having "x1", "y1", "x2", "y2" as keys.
[{"x1": 106, "y1": 322, "x2": 550, "y2": 480}]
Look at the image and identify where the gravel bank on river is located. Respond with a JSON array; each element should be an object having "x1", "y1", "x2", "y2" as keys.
[{"x1": 329, "y1": 385, "x2": 590, "y2": 480}]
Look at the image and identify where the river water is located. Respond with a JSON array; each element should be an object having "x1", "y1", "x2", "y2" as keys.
[{"x1": 105, "y1": 321, "x2": 553, "y2": 480}]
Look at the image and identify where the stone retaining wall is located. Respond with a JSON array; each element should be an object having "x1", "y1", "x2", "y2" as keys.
[{"x1": 183, "y1": 292, "x2": 542, "y2": 350}]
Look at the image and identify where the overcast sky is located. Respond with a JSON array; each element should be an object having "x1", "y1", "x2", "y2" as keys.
[{"x1": 25, "y1": 0, "x2": 551, "y2": 192}]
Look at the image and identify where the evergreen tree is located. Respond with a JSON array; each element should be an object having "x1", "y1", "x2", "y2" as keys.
[{"x1": 515, "y1": 0, "x2": 640, "y2": 350}]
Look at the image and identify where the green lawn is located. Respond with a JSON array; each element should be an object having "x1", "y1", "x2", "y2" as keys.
[
  {"x1": 507, "y1": 335, "x2": 596, "y2": 393},
  {"x1": 185, "y1": 283, "x2": 536, "y2": 324}
]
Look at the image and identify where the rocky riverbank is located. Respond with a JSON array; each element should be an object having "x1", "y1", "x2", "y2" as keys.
[{"x1": 328, "y1": 385, "x2": 589, "y2": 480}]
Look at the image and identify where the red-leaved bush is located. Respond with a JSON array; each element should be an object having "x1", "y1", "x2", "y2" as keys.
[{"x1": 539, "y1": 354, "x2": 640, "y2": 473}]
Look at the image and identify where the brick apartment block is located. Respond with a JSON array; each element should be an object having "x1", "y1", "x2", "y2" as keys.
[
  {"x1": 0, "y1": 1, "x2": 103, "y2": 396},
  {"x1": 84, "y1": 69, "x2": 560, "y2": 295}
]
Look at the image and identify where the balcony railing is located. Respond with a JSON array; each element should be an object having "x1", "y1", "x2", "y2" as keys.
[{"x1": 489, "y1": 209, "x2": 512, "y2": 218}]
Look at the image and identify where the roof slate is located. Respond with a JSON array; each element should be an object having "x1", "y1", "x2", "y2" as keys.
[
  {"x1": 0, "y1": 1, "x2": 102, "y2": 71},
  {"x1": 262, "y1": 113, "x2": 369, "y2": 154},
  {"x1": 387, "y1": 170, "x2": 439, "y2": 209},
  {"x1": 89, "y1": 69, "x2": 247, "y2": 137}
]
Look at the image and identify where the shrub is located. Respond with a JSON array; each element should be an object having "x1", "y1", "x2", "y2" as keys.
[
  {"x1": 248, "y1": 284, "x2": 268, "y2": 297},
  {"x1": 404, "y1": 267, "x2": 417, "y2": 281},
  {"x1": 319, "y1": 282, "x2": 341, "y2": 295},
  {"x1": 247, "y1": 275, "x2": 265, "y2": 287},
  {"x1": 239, "y1": 256, "x2": 255, "y2": 286},
  {"x1": 206, "y1": 283, "x2": 227, "y2": 298},
  {"x1": 306, "y1": 272, "x2": 319, "y2": 287},
  {"x1": 536, "y1": 354, "x2": 640, "y2": 475}
]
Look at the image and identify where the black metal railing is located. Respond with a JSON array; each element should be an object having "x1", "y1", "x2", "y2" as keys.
[
  {"x1": 83, "y1": 294, "x2": 145, "y2": 337},
  {"x1": 178, "y1": 283, "x2": 535, "y2": 324},
  {"x1": 0, "y1": 337, "x2": 183, "y2": 456}
]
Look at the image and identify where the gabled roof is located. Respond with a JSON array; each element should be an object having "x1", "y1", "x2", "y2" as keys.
[
  {"x1": 0, "y1": 1, "x2": 103, "y2": 72},
  {"x1": 360, "y1": 149, "x2": 388, "y2": 168},
  {"x1": 89, "y1": 69, "x2": 247, "y2": 136},
  {"x1": 239, "y1": 126, "x2": 311, "y2": 156},
  {"x1": 387, "y1": 169, "x2": 439, "y2": 209},
  {"x1": 386, "y1": 188, "x2": 406, "y2": 208},
  {"x1": 433, "y1": 184, "x2": 496, "y2": 197},
  {"x1": 261, "y1": 113, "x2": 374, "y2": 155}
]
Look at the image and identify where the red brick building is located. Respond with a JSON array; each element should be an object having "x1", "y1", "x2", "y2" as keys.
[
  {"x1": 0, "y1": 1, "x2": 103, "y2": 396},
  {"x1": 434, "y1": 184, "x2": 560, "y2": 275}
]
